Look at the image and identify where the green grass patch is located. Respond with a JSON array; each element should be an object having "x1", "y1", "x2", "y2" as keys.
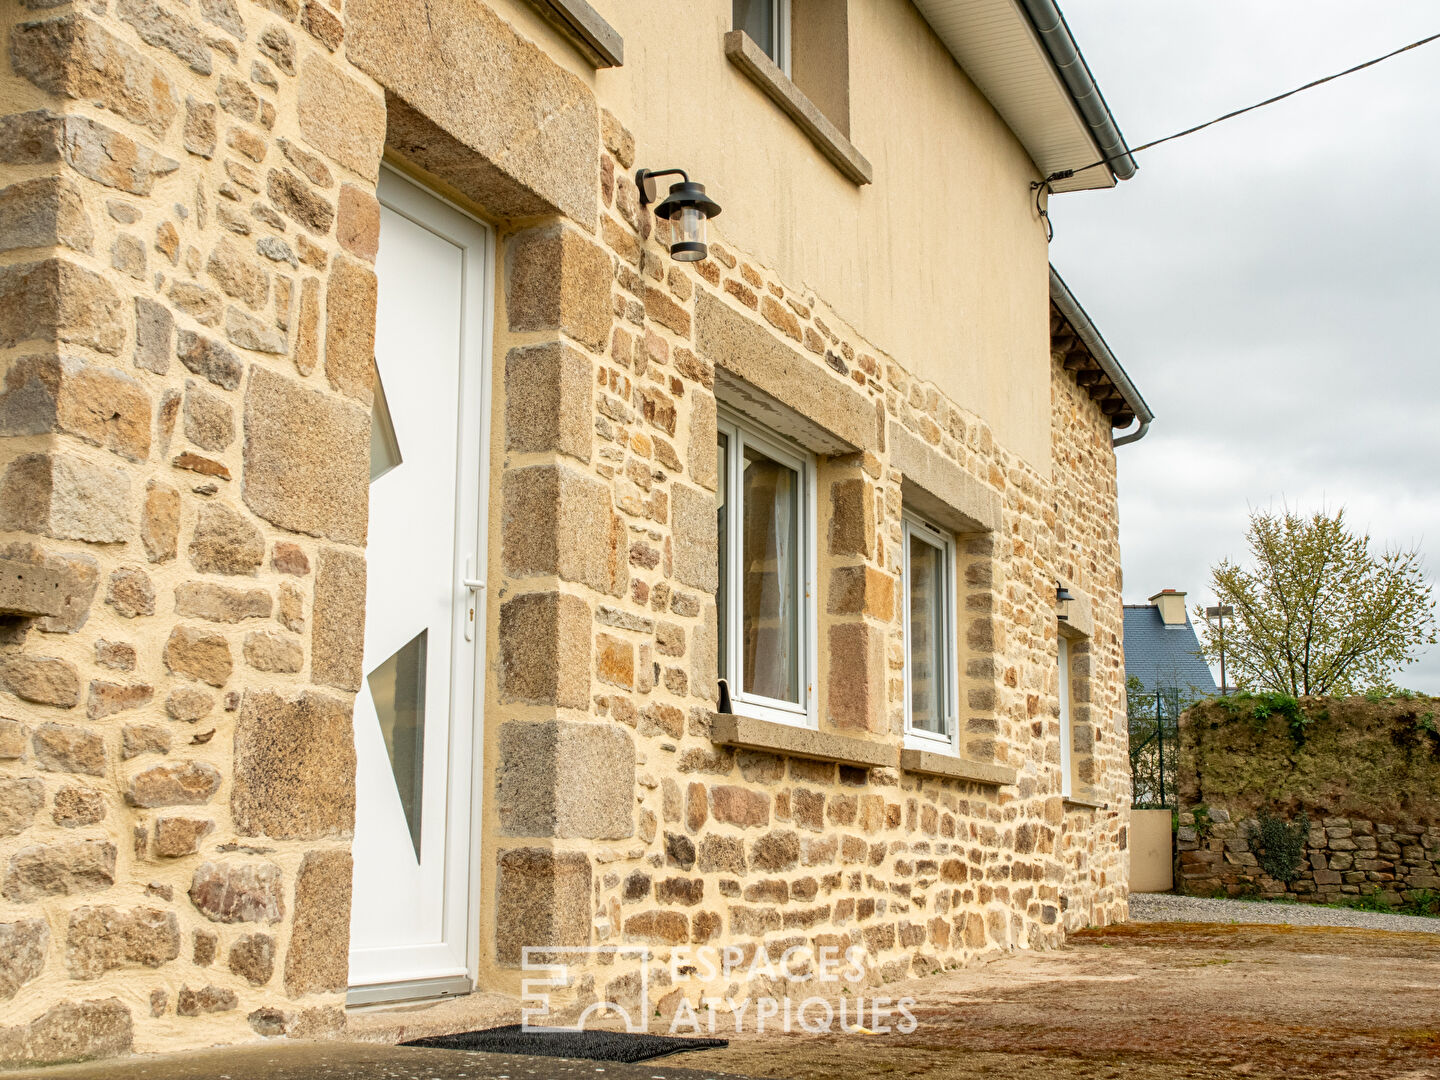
[{"x1": 1222, "y1": 889, "x2": 1440, "y2": 919}]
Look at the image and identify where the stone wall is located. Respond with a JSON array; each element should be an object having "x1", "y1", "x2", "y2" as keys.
[
  {"x1": 1176, "y1": 697, "x2": 1440, "y2": 902},
  {"x1": 0, "y1": 0, "x2": 1134, "y2": 1065},
  {"x1": 0, "y1": 0, "x2": 385, "y2": 1065},
  {"x1": 480, "y1": 104, "x2": 1133, "y2": 1013},
  {"x1": 1176, "y1": 809, "x2": 1440, "y2": 904}
]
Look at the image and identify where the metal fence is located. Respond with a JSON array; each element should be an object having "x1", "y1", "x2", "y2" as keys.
[{"x1": 1128, "y1": 686, "x2": 1185, "y2": 809}]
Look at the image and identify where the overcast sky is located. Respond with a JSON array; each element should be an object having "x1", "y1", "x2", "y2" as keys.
[{"x1": 1049, "y1": 1, "x2": 1440, "y2": 693}]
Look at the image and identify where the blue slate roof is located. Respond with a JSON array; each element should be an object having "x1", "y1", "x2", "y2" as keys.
[{"x1": 1123, "y1": 605, "x2": 1218, "y2": 698}]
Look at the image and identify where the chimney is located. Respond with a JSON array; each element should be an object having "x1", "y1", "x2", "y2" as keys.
[{"x1": 1149, "y1": 588, "x2": 1188, "y2": 627}]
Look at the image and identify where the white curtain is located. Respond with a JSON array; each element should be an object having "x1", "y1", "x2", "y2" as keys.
[{"x1": 750, "y1": 468, "x2": 795, "y2": 701}]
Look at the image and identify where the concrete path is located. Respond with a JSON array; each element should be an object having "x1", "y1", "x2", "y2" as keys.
[
  {"x1": 1129, "y1": 889, "x2": 1440, "y2": 933},
  {"x1": 2, "y1": 1042, "x2": 764, "y2": 1080}
]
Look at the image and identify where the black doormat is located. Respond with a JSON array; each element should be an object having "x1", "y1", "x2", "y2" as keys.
[{"x1": 402, "y1": 1024, "x2": 728, "y2": 1063}]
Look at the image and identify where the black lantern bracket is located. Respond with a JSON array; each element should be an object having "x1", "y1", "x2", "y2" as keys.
[
  {"x1": 635, "y1": 167, "x2": 723, "y2": 262},
  {"x1": 1056, "y1": 584, "x2": 1075, "y2": 621}
]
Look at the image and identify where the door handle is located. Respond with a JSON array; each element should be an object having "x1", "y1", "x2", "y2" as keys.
[{"x1": 463, "y1": 558, "x2": 484, "y2": 642}]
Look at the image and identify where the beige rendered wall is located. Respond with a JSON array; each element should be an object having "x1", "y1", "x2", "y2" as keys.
[
  {"x1": 1129, "y1": 810, "x2": 1174, "y2": 894},
  {"x1": 486, "y1": 0, "x2": 1054, "y2": 473}
]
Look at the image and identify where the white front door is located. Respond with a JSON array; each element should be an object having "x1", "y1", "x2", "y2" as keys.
[{"x1": 348, "y1": 169, "x2": 492, "y2": 1003}]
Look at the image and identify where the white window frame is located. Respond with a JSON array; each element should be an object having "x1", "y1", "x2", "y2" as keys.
[
  {"x1": 737, "y1": 0, "x2": 791, "y2": 76},
  {"x1": 901, "y1": 512, "x2": 958, "y2": 753},
  {"x1": 717, "y1": 407, "x2": 817, "y2": 729},
  {"x1": 1058, "y1": 634, "x2": 1073, "y2": 798},
  {"x1": 775, "y1": 0, "x2": 792, "y2": 77}
]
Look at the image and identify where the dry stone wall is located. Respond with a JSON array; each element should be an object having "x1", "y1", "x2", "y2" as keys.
[
  {"x1": 1177, "y1": 697, "x2": 1440, "y2": 903},
  {"x1": 1177, "y1": 808, "x2": 1440, "y2": 905},
  {"x1": 0, "y1": 0, "x2": 384, "y2": 1065}
]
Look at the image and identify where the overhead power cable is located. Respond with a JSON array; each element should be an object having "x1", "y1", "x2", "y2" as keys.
[{"x1": 1035, "y1": 28, "x2": 1440, "y2": 238}]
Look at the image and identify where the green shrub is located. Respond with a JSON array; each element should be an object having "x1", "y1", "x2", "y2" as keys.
[
  {"x1": 1398, "y1": 889, "x2": 1440, "y2": 917},
  {"x1": 1248, "y1": 810, "x2": 1309, "y2": 883},
  {"x1": 1192, "y1": 804, "x2": 1213, "y2": 842},
  {"x1": 1217, "y1": 691, "x2": 1311, "y2": 744}
]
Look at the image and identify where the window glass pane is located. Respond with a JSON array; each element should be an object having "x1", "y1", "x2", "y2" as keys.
[
  {"x1": 741, "y1": 443, "x2": 800, "y2": 703},
  {"x1": 370, "y1": 368, "x2": 402, "y2": 482},
  {"x1": 1059, "y1": 636, "x2": 1072, "y2": 796},
  {"x1": 734, "y1": 0, "x2": 776, "y2": 61},
  {"x1": 716, "y1": 433, "x2": 729, "y2": 686},
  {"x1": 908, "y1": 533, "x2": 947, "y2": 734},
  {"x1": 368, "y1": 629, "x2": 428, "y2": 860}
]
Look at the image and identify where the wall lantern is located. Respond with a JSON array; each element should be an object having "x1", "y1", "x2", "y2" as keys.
[
  {"x1": 636, "y1": 168, "x2": 722, "y2": 262},
  {"x1": 1056, "y1": 585, "x2": 1074, "y2": 621}
]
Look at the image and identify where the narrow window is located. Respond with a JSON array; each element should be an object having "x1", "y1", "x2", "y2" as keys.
[
  {"x1": 1058, "y1": 635, "x2": 1074, "y2": 798},
  {"x1": 716, "y1": 413, "x2": 814, "y2": 724},
  {"x1": 716, "y1": 431, "x2": 729, "y2": 686},
  {"x1": 734, "y1": 0, "x2": 790, "y2": 74},
  {"x1": 902, "y1": 514, "x2": 956, "y2": 748}
]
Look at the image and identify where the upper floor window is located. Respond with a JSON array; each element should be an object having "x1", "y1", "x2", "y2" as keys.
[
  {"x1": 734, "y1": 0, "x2": 790, "y2": 75},
  {"x1": 716, "y1": 410, "x2": 815, "y2": 726},
  {"x1": 903, "y1": 513, "x2": 957, "y2": 749}
]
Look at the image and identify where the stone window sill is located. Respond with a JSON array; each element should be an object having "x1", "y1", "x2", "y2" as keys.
[
  {"x1": 723, "y1": 30, "x2": 873, "y2": 185},
  {"x1": 710, "y1": 713, "x2": 894, "y2": 769},
  {"x1": 1064, "y1": 794, "x2": 1107, "y2": 811},
  {"x1": 521, "y1": 0, "x2": 623, "y2": 67},
  {"x1": 899, "y1": 748, "x2": 1017, "y2": 787}
]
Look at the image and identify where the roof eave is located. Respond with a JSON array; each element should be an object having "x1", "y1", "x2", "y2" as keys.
[
  {"x1": 1049, "y1": 266, "x2": 1154, "y2": 446},
  {"x1": 909, "y1": 0, "x2": 1134, "y2": 192}
]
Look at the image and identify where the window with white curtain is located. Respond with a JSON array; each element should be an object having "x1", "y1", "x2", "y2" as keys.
[
  {"x1": 716, "y1": 411, "x2": 815, "y2": 726},
  {"x1": 733, "y1": 0, "x2": 791, "y2": 74},
  {"x1": 902, "y1": 513, "x2": 957, "y2": 749},
  {"x1": 1058, "y1": 634, "x2": 1074, "y2": 798}
]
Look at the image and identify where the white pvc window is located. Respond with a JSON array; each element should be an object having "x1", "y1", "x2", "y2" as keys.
[
  {"x1": 1058, "y1": 635, "x2": 1074, "y2": 798},
  {"x1": 716, "y1": 410, "x2": 816, "y2": 726},
  {"x1": 734, "y1": 0, "x2": 791, "y2": 75},
  {"x1": 902, "y1": 513, "x2": 957, "y2": 750}
]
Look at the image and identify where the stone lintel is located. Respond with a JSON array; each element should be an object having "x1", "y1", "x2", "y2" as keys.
[
  {"x1": 1057, "y1": 585, "x2": 1095, "y2": 640},
  {"x1": 723, "y1": 30, "x2": 872, "y2": 185},
  {"x1": 899, "y1": 748, "x2": 1016, "y2": 787},
  {"x1": 888, "y1": 420, "x2": 1000, "y2": 535},
  {"x1": 698, "y1": 292, "x2": 878, "y2": 456},
  {"x1": 0, "y1": 556, "x2": 70, "y2": 618},
  {"x1": 710, "y1": 712, "x2": 894, "y2": 770},
  {"x1": 347, "y1": 0, "x2": 599, "y2": 229}
]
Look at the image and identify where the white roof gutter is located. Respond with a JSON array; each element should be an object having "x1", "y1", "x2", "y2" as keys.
[{"x1": 1016, "y1": 0, "x2": 1136, "y2": 181}]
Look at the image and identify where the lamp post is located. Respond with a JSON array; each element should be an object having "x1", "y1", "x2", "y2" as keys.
[
  {"x1": 636, "y1": 168, "x2": 723, "y2": 262},
  {"x1": 1205, "y1": 604, "x2": 1234, "y2": 694}
]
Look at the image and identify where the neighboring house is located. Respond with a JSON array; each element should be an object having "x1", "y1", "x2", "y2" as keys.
[
  {"x1": 0, "y1": 0, "x2": 1153, "y2": 1064},
  {"x1": 1124, "y1": 589, "x2": 1219, "y2": 701},
  {"x1": 1125, "y1": 589, "x2": 1216, "y2": 809}
]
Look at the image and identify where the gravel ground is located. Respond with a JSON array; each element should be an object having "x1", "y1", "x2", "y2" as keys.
[{"x1": 1130, "y1": 890, "x2": 1440, "y2": 933}]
